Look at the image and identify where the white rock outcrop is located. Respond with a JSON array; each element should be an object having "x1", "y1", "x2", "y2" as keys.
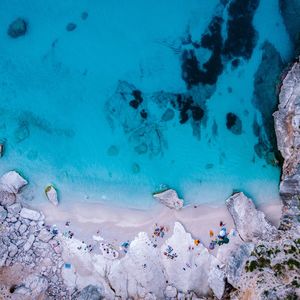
[
  {"x1": 225, "y1": 192, "x2": 278, "y2": 242},
  {"x1": 14, "y1": 274, "x2": 49, "y2": 299},
  {"x1": 0, "y1": 171, "x2": 28, "y2": 194},
  {"x1": 108, "y1": 232, "x2": 166, "y2": 299},
  {"x1": 161, "y1": 222, "x2": 213, "y2": 296},
  {"x1": 20, "y1": 207, "x2": 41, "y2": 221},
  {"x1": 153, "y1": 189, "x2": 183, "y2": 210},
  {"x1": 0, "y1": 190, "x2": 16, "y2": 207},
  {"x1": 45, "y1": 185, "x2": 59, "y2": 206}
]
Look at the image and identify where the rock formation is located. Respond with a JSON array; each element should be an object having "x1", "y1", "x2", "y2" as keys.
[
  {"x1": 226, "y1": 192, "x2": 278, "y2": 242},
  {"x1": 153, "y1": 189, "x2": 184, "y2": 210}
]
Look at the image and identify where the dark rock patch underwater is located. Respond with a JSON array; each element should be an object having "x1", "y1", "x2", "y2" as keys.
[
  {"x1": 181, "y1": 0, "x2": 260, "y2": 90},
  {"x1": 252, "y1": 41, "x2": 284, "y2": 164},
  {"x1": 105, "y1": 81, "x2": 207, "y2": 157},
  {"x1": 223, "y1": 0, "x2": 260, "y2": 60}
]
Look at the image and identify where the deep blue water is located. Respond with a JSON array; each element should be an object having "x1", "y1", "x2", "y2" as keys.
[{"x1": 0, "y1": 0, "x2": 293, "y2": 208}]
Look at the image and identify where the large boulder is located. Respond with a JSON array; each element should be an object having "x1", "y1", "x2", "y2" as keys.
[
  {"x1": 0, "y1": 171, "x2": 28, "y2": 194},
  {"x1": 77, "y1": 284, "x2": 104, "y2": 300},
  {"x1": 153, "y1": 189, "x2": 183, "y2": 209},
  {"x1": 20, "y1": 207, "x2": 41, "y2": 221},
  {"x1": 13, "y1": 275, "x2": 48, "y2": 299},
  {"x1": 225, "y1": 192, "x2": 278, "y2": 242},
  {"x1": 0, "y1": 190, "x2": 16, "y2": 207}
]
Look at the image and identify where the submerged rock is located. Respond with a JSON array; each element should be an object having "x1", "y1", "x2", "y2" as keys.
[
  {"x1": 226, "y1": 112, "x2": 242, "y2": 135},
  {"x1": 66, "y1": 22, "x2": 77, "y2": 31},
  {"x1": 81, "y1": 12, "x2": 89, "y2": 20},
  {"x1": 45, "y1": 185, "x2": 59, "y2": 206},
  {"x1": 7, "y1": 18, "x2": 27, "y2": 38},
  {"x1": 153, "y1": 189, "x2": 183, "y2": 209},
  {"x1": 225, "y1": 192, "x2": 278, "y2": 242},
  {"x1": 280, "y1": 0, "x2": 300, "y2": 56},
  {"x1": 131, "y1": 163, "x2": 140, "y2": 174},
  {"x1": 107, "y1": 145, "x2": 119, "y2": 156},
  {"x1": 161, "y1": 108, "x2": 175, "y2": 122},
  {"x1": 134, "y1": 143, "x2": 148, "y2": 155},
  {"x1": 223, "y1": 0, "x2": 259, "y2": 60},
  {"x1": 253, "y1": 41, "x2": 283, "y2": 162}
]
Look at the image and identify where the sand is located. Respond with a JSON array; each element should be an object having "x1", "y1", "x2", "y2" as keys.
[{"x1": 33, "y1": 198, "x2": 282, "y2": 254}]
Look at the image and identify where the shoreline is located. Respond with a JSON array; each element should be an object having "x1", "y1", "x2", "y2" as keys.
[{"x1": 32, "y1": 196, "x2": 282, "y2": 253}]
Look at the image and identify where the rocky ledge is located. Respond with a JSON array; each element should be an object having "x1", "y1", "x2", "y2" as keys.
[{"x1": 0, "y1": 60, "x2": 300, "y2": 299}]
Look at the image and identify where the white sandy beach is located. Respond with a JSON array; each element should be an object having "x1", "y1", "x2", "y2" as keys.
[{"x1": 34, "y1": 197, "x2": 282, "y2": 254}]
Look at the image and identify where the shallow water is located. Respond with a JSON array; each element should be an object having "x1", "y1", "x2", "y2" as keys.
[{"x1": 0, "y1": 0, "x2": 293, "y2": 208}]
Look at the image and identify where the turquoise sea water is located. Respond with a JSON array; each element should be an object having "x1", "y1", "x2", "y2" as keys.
[{"x1": 0, "y1": 0, "x2": 293, "y2": 208}]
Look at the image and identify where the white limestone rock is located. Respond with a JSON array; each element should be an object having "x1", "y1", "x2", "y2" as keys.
[
  {"x1": 20, "y1": 207, "x2": 41, "y2": 221},
  {"x1": 19, "y1": 223, "x2": 27, "y2": 235},
  {"x1": 8, "y1": 244, "x2": 18, "y2": 257},
  {"x1": 14, "y1": 274, "x2": 48, "y2": 299},
  {"x1": 0, "y1": 171, "x2": 28, "y2": 194},
  {"x1": 161, "y1": 222, "x2": 214, "y2": 296},
  {"x1": 45, "y1": 185, "x2": 59, "y2": 206},
  {"x1": 225, "y1": 192, "x2": 278, "y2": 242},
  {"x1": 108, "y1": 231, "x2": 166, "y2": 299},
  {"x1": 165, "y1": 285, "x2": 178, "y2": 298},
  {"x1": 38, "y1": 228, "x2": 54, "y2": 242},
  {"x1": 208, "y1": 257, "x2": 225, "y2": 300},
  {"x1": 0, "y1": 251, "x2": 8, "y2": 267},
  {"x1": 0, "y1": 190, "x2": 16, "y2": 207},
  {"x1": 0, "y1": 205, "x2": 7, "y2": 221},
  {"x1": 23, "y1": 234, "x2": 35, "y2": 251},
  {"x1": 7, "y1": 203, "x2": 22, "y2": 214},
  {"x1": 153, "y1": 189, "x2": 183, "y2": 209}
]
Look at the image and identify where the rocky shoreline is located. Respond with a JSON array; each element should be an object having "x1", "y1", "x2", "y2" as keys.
[{"x1": 0, "y1": 61, "x2": 300, "y2": 299}]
